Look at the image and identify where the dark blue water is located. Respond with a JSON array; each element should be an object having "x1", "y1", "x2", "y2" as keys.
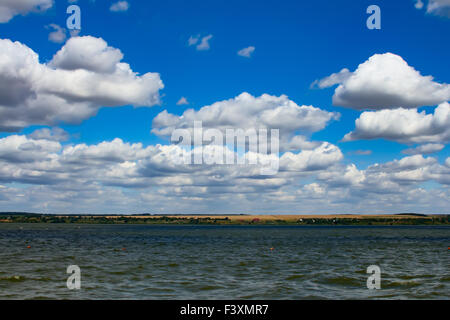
[{"x1": 0, "y1": 224, "x2": 449, "y2": 299}]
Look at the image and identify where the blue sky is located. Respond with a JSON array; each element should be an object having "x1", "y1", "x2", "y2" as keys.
[{"x1": 0, "y1": 0, "x2": 449, "y2": 214}]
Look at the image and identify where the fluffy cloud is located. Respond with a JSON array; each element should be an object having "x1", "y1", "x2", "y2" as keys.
[
  {"x1": 364, "y1": 155, "x2": 443, "y2": 185},
  {"x1": 152, "y1": 92, "x2": 339, "y2": 151},
  {"x1": 46, "y1": 24, "x2": 67, "y2": 44},
  {"x1": 1, "y1": 133, "x2": 449, "y2": 214},
  {"x1": 315, "y1": 53, "x2": 450, "y2": 110},
  {"x1": 0, "y1": 133, "x2": 342, "y2": 190},
  {"x1": 402, "y1": 143, "x2": 445, "y2": 155},
  {"x1": 0, "y1": 134, "x2": 61, "y2": 164},
  {"x1": 0, "y1": 0, "x2": 53, "y2": 23},
  {"x1": 280, "y1": 143, "x2": 343, "y2": 172},
  {"x1": 49, "y1": 36, "x2": 124, "y2": 73},
  {"x1": 0, "y1": 36, "x2": 164, "y2": 132},
  {"x1": 318, "y1": 155, "x2": 450, "y2": 196},
  {"x1": 343, "y1": 102, "x2": 450, "y2": 143},
  {"x1": 28, "y1": 127, "x2": 70, "y2": 142}
]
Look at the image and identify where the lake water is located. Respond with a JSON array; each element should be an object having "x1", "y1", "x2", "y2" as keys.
[{"x1": 0, "y1": 224, "x2": 449, "y2": 299}]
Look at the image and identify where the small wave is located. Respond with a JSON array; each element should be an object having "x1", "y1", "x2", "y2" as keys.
[
  {"x1": 286, "y1": 275, "x2": 305, "y2": 281},
  {"x1": 0, "y1": 275, "x2": 26, "y2": 282},
  {"x1": 383, "y1": 280, "x2": 421, "y2": 289},
  {"x1": 321, "y1": 276, "x2": 361, "y2": 287},
  {"x1": 35, "y1": 277, "x2": 53, "y2": 282},
  {"x1": 198, "y1": 285, "x2": 223, "y2": 291},
  {"x1": 286, "y1": 260, "x2": 300, "y2": 264},
  {"x1": 109, "y1": 271, "x2": 128, "y2": 275},
  {"x1": 397, "y1": 274, "x2": 434, "y2": 280}
]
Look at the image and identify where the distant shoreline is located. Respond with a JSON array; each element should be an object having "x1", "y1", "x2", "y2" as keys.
[{"x1": 0, "y1": 213, "x2": 449, "y2": 226}]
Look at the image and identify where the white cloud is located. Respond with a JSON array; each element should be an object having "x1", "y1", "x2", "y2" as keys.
[
  {"x1": 28, "y1": 127, "x2": 70, "y2": 142},
  {"x1": 0, "y1": 36, "x2": 164, "y2": 132},
  {"x1": 315, "y1": 53, "x2": 450, "y2": 110},
  {"x1": 237, "y1": 46, "x2": 255, "y2": 58},
  {"x1": 415, "y1": 0, "x2": 425, "y2": 9},
  {"x1": 0, "y1": 134, "x2": 61, "y2": 164},
  {"x1": 1, "y1": 133, "x2": 449, "y2": 214},
  {"x1": 343, "y1": 102, "x2": 450, "y2": 143},
  {"x1": 49, "y1": 36, "x2": 124, "y2": 73},
  {"x1": 188, "y1": 35, "x2": 200, "y2": 46},
  {"x1": 364, "y1": 155, "x2": 441, "y2": 185},
  {"x1": 318, "y1": 164, "x2": 366, "y2": 188},
  {"x1": 152, "y1": 92, "x2": 339, "y2": 151},
  {"x1": 46, "y1": 24, "x2": 67, "y2": 44},
  {"x1": 402, "y1": 143, "x2": 445, "y2": 155},
  {"x1": 176, "y1": 97, "x2": 189, "y2": 105},
  {"x1": 311, "y1": 68, "x2": 351, "y2": 89},
  {"x1": 350, "y1": 150, "x2": 373, "y2": 156},
  {"x1": 0, "y1": 0, "x2": 53, "y2": 23},
  {"x1": 280, "y1": 143, "x2": 343, "y2": 172},
  {"x1": 196, "y1": 34, "x2": 213, "y2": 51},
  {"x1": 110, "y1": 1, "x2": 129, "y2": 12},
  {"x1": 428, "y1": 0, "x2": 450, "y2": 16},
  {"x1": 188, "y1": 34, "x2": 213, "y2": 51}
]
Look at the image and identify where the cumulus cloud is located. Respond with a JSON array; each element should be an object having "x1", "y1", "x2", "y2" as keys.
[
  {"x1": 152, "y1": 92, "x2": 340, "y2": 151},
  {"x1": 0, "y1": 0, "x2": 53, "y2": 23},
  {"x1": 28, "y1": 127, "x2": 70, "y2": 142},
  {"x1": 110, "y1": 1, "x2": 129, "y2": 12},
  {"x1": 280, "y1": 143, "x2": 343, "y2": 172},
  {"x1": 0, "y1": 134, "x2": 61, "y2": 164},
  {"x1": 319, "y1": 154, "x2": 450, "y2": 193},
  {"x1": 343, "y1": 102, "x2": 450, "y2": 143},
  {"x1": 0, "y1": 36, "x2": 164, "y2": 132},
  {"x1": 49, "y1": 36, "x2": 124, "y2": 73},
  {"x1": 46, "y1": 24, "x2": 67, "y2": 43},
  {"x1": 1, "y1": 133, "x2": 449, "y2": 214},
  {"x1": 237, "y1": 46, "x2": 255, "y2": 58},
  {"x1": 365, "y1": 155, "x2": 441, "y2": 185},
  {"x1": 315, "y1": 53, "x2": 450, "y2": 110},
  {"x1": 402, "y1": 143, "x2": 445, "y2": 155},
  {"x1": 0, "y1": 133, "x2": 342, "y2": 190}
]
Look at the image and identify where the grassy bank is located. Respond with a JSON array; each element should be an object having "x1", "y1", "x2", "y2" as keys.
[{"x1": 0, "y1": 213, "x2": 449, "y2": 225}]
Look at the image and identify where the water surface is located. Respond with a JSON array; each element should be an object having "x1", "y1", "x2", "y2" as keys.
[{"x1": 0, "y1": 224, "x2": 449, "y2": 299}]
